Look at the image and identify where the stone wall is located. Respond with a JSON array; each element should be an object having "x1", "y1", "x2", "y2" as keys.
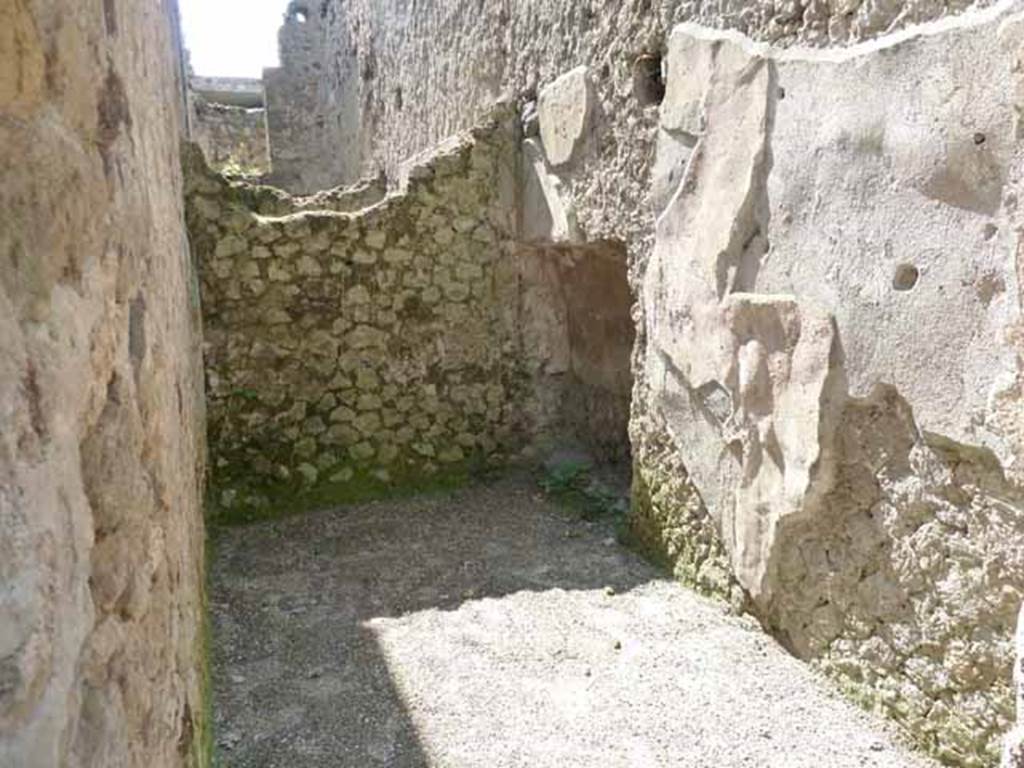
[
  {"x1": 519, "y1": 243, "x2": 634, "y2": 463},
  {"x1": 1007, "y1": 605, "x2": 1024, "y2": 766},
  {"x1": 253, "y1": 1, "x2": 1024, "y2": 765},
  {"x1": 190, "y1": 97, "x2": 269, "y2": 176},
  {"x1": 263, "y1": 1, "x2": 368, "y2": 194},
  {"x1": 0, "y1": 0, "x2": 207, "y2": 766},
  {"x1": 186, "y1": 107, "x2": 627, "y2": 520},
  {"x1": 187, "y1": 114, "x2": 520, "y2": 519},
  {"x1": 637, "y1": 9, "x2": 1024, "y2": 766},
  {"x1": 263, "y1": 0, "x2": 994, "y2": 198}
]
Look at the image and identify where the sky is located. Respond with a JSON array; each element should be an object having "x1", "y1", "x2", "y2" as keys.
[{"x1": 179, "y1": 0, "x2": 289, "y2": 78}]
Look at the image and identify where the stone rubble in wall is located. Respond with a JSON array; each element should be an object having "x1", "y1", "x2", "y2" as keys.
[
  {"x1": 184, "y1": 108, "x2": 534, "y2": 515},
  {"x1": 217, "y1": 170, "x2": 389, "y2": 219},
  {"x1": 190, "y1": 96, "x2": 271, "y2": 176}
]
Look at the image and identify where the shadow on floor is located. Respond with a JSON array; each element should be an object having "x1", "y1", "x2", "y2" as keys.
[{"x1": 208, "y1": 472, "x2": 655, "y2": 767}]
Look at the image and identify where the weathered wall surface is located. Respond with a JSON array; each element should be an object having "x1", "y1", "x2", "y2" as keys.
[
  {"x1": 638, "y1": 8, "x2": 1024, "y2": 766},
  {"x1": 0, "y1": 0, "x2": 207, "y2": 766},
  {"x1": 190, "y1": 98, "x2": 270, "y2": 176},
  {"x1": 187, "y1": 115, "x2": 522, "y2": 518},
  {"x1": 188, "y1": 107, "x2": 635, "y2": 520},
  {"x1": 256, "y1": 0, "x2": 1024, "y2": 765},
  {"x1": 187, "y1": 110, "x2": 630, "y2": 520},
  {"x1": 263, "y1": 1, "x2": 369, "y2": 194},
  {"x1": 519, "y1": 243, "x2": 635, "y2": 463},
  {"x1": 264, "y1": 0, "x2": 994, "y2": 200},
  {"x1": 1007, "y1": 605, "x2": 1024, "y2": 766}
]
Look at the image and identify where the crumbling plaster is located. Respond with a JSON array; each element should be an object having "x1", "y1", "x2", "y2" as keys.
[
  {"x1": 2, "y1": 0, "x2": 1020, "y2": 764},
  {"x1": 265, "y1": 0, "x2": 996, "y2": 216}
]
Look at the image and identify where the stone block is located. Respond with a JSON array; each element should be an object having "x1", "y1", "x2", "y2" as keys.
[{"x1": 538, "y1": 66, "x2": 593, "y2": 168}]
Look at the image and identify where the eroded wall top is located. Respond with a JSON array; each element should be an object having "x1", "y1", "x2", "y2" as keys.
[{"x1": 262, "y1": 0, "x2": 996, "y2": 199}]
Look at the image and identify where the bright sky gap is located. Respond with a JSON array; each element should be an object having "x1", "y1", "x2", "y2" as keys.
[{"x1": 179, "y1": 0, "x2": 289, "y2": 78}]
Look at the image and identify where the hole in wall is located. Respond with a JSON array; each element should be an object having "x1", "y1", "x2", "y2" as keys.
[
  {"x1": 289, "y1": 4, "x2": 309, "y2": 24},
  {"x1": 892, "y1": 264, "x2": 920, "y2": 291},
  {"x1": 973, "y1": 132, "x2": 986, "y2": 146},
  {"x1": 632, "y1": 54, "x2": 665, "y2": 108}
]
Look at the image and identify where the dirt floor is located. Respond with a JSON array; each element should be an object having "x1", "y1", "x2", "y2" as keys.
[{"x1": 209, "y1": 473, "x2": 936, "y2": 768}]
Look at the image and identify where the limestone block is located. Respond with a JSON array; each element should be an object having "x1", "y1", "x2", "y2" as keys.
[
  {"x1": 330, "y1": 467, "x2": 355, "y2": 483},
  {"x1": 645, "y1": 9, "x2": 1024, "y2": 762},
  {"x1": 296, "y1": 255, "x2": 323, "y2": 276},
  {"x1": 274, "y1": 241, "x2": 301, "y2": 258},
  {"x1": 365, "y1": 230, "x2": 388, "y2": 250},
  {"x1": 297, "y1": 463, "x2": 319, "y2": 484},
  {"x1": 520, "y1": 138, "x2": 580, "y2": 244},
  {"x1": 538, "y1": 66, "x2": 593, "y2": 168},
  {"x1": 349, "y1": 441, "x2": 376, "y2": 461},
  {"x1": 346, "y1": 325, "x2": 389, "y2": 349},
  {"x1": 216, "y1": 234, "x2": 248, "y2": 258}
]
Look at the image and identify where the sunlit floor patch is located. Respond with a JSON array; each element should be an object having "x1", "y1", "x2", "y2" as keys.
[{"x1": 209, "y1": 474, "x2": 935, "y2": 767}]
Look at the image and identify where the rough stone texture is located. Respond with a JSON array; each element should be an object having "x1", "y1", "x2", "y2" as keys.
[
  {"x1": 186, "y1": 114, "x2": 520, "y2": 518},
  {"x1": 549, "y1": 243, "x2": 634, "y2": 462},
  {"x1": 210, "y1": 475, "x2": 936, "y2": 768},
  {"x1": 638, "y1": 7, "x2": 1024, "y2": 765},
  {"x1": 262, "y1": 1, "x2": 367, "y2": 194},
  {"x1": 186, "y1": 107, "x2": 633, "y2": 519},
  {"x1": 0, "y1": 0, "x2": 207, "y2": 766},
  {"x1": 262, "y1": 0, "x2": 996, "y2": 199},
  {"x1": 1008, "y1": 605, "x2": 1024, "y2": 766},
  {"x1": 189, "y1": 76, "x2": 264, "y2": 109},
  {"x1": 190, "y1": 96, "x2": 270, "y2": 176},
  {"x1": 223, "y1": 172, "x2": 387, "y2": 219},
  {"x1": 537, "y1": 66, "x2": 594, "y2": 169},
  {"x1": 251, "y1": 0, "x2": 1024, "y2": 764}
]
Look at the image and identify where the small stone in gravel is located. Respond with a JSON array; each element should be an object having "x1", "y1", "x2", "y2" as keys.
[{"x1": 219, "y1": 731, "x2": 242, "y2": 750}]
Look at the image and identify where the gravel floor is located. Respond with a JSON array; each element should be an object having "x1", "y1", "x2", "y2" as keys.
[{"x1": 209, "y1": 474, "x2": 937, "y2": 768}]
